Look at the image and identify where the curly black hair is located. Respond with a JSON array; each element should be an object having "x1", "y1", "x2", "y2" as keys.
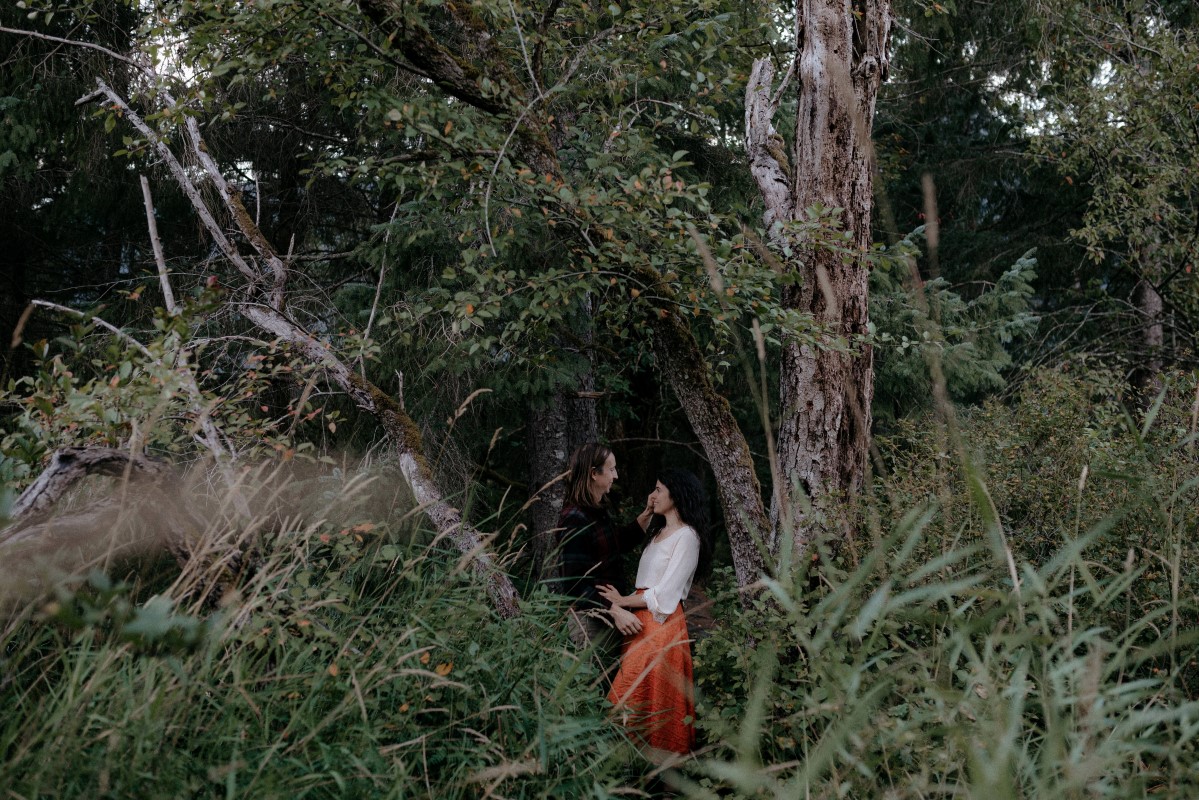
[{"x1": 647, "y1": 468, "x2": 714, "y2": 583}]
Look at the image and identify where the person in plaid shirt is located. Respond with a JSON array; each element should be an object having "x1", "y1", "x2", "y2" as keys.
[{"x1": 556, "y1": 442, "x2": 652, "y2": 677}]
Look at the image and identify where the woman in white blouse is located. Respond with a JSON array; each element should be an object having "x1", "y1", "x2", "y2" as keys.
[{"x1": 598, "y1": 468, "x2": 713, "y2": 760}]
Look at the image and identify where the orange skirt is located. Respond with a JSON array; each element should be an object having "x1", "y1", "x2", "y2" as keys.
[{"x1": 606, "y1": 592, "x2": 695, "y2": 755}]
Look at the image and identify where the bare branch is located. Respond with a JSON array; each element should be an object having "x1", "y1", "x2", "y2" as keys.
[
  {"x1": 83, "y1": 79, "x2": 262, "y2": 286},
  {"x1": 140, "y1": 175, "x2": 177, "y2": 314},
  {"x1": 0, "y1": 24, "x2": 141, "y2": 69},
  {"x1": 505, "y1": 0, "x2": 542, "y2": 99},
  {"x1": 104, "y1": 93, "x2": 520, "y2": 614},
  {"x1": 180, "y1": 115, "x2": 290, "y2": 309},
  {"x1": 31, "y1": 299, "x2": 155, "y2": 361},
  {"x1": 361, "y1": 204, "x2": 401, "y2": 380},
  {"x1": 237, "y1": 301, "x2": 521, "y2": 617}
]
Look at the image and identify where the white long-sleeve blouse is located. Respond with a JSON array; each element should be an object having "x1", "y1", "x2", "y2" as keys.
[{"x1": 635, "y1": 525, "x2": 700, "y2": 623}]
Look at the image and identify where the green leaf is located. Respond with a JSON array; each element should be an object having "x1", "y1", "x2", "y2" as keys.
[{"x1": 121, "y1": 596, "x2": 174, "y2": 639}]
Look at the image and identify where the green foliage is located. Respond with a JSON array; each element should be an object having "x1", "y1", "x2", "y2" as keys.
[
  {"x1": 0, "y1": 294, "x2": 340, "y2": 482},
  {"x1": 1031, "y1": 2, "x2": 1199, "y2": 365},
  {"x1": 0, "y1": 0, "x2": 188, "y2": 381},
  {"x1": 5, "y1": 369, "x2": 1199, "y2": 797},
  {"x1": 5, "y1": 2, "x2": 1199, "y2": 793},
  {"x1": 694, "y1": 517, "x2": 1199, "y2": 797},
  {"x1": 1037, "y1": 4, "x2": 1198, "y2": 274},
  {"x1": 881, "y1": 366, "x2": 1199, "y2": 578},
  {"x1": 875, "y1": 0, "x2": 1083, "y2": 288},
  {"x1": 871, "y1": 233, "x2": 1039, "y2": 419},
  {"x1": 691, "y1": 369, "x2": 1199, "y2": 797},
  {"x1": 46, "y1": 570, "x2": 218, "y2": 653}
]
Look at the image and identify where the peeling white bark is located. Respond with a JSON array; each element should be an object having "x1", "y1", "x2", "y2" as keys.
[
  {"x1": 745, "y1": 58, "x2": 794, "y2": 233},
  {"x1": 745, "y1": 0, "x2": 892, "y2": 561}
]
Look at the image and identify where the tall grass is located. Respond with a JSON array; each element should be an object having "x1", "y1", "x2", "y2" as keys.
[
  {"x1": 0, "y1": 465, "x2": 637, "y2": 798},
  {"x1": 687, "y1": 371, "x2": 1199, "y2": 798},
  {"x1": 4, "y1": 372, "x2": 1199, "y2": 798},
  {"x1": 690, "y1": 510, "x2": 1199, "y2": 798}
]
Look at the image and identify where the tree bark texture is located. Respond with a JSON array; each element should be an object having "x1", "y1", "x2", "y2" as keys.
[
  {"x1": 528, "y1": 294, "x2": 599, "y2": 582},
  {"x1": 6, "y1": 447, "x2": 168, "y2": 527},
  {"x1": 527, "y1": 395, "x2": 569, "y2": 580},
  {"x1": 648, "y1": 307, "x2": 770, "y2": 591},
  {"x1": 745, "y1": 0, "x2": 892, "y2": 558},
  {"x1": 1132, "y1": 277, "x2": 1165, "y2": 400}
]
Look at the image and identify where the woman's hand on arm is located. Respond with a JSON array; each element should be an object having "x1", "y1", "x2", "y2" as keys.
[
  {"x1": 609, "y1": 605, "x2": 643, "y2": 636},
  {"x1": 598, "y1": 584, "x2": 647, "y2": 609},
  {"x1": 597, "y1": 584, "x2": 626, "y2": 607}
]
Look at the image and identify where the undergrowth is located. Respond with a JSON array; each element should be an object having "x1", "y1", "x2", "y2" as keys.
[
  {"x1": 3, "y1": 368, "x2": 1199, "y2": 798},
  {"x1": 0, "y1": 477, "x2": 634, "y2": 798}
]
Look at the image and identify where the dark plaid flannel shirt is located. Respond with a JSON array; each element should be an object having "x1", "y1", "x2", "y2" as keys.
[{"x1": 555, "y1": 503, "x2": 644, "y2": 609}]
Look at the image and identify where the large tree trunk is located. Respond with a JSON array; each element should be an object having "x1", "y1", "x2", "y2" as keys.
[
  {"x1": 745, "y1": 0, "x2": 892, "y2": 560},
  {"x1": 1132, "y1": 277, "x2": 1164, "y2": 399},
  {"x1": 649, "y1": 306, "x2": 770, "y2": 590},
  {"x1": 526, "y1": 383, "x2": 599, "y2": 583}
]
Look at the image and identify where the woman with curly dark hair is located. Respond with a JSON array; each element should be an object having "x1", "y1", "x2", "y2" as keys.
[{"x1": 599, "y1": 467, "x2": 713, "y2": 760}]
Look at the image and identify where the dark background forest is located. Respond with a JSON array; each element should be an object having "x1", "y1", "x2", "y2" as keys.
[{"x1": 2, "y1": 0, "x2": 1199, "y2": 797}]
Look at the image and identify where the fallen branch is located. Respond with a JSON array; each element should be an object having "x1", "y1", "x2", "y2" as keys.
[
  {"x1": 6, "y1": 447, "x2": 168, "y2": 529},
  {"x1": 0, "y1": 449, "x2": 194, "y2": 590},
  {"x1": 1, "y1": 448, "x2": 254, "y2": 609}
]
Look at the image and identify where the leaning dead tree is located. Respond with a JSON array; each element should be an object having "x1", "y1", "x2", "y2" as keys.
[
  {"x1": 65, "y1": 69, "x2": 523, "y2": 618},
  {"x1": 744, "y1": 0, "x2": 893, "y2": 560}
]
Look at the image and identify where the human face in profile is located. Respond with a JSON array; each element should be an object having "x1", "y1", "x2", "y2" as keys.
[
  {"x1": 590, "y1": 453, "x2": 618, "y2": 503},
  {"x1": 648, "y1": 480, "x2": 674, "y2": 517}
]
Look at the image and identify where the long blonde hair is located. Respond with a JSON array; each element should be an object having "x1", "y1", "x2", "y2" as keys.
[{"x1": 564, "y1": 442, "x2": 612, "y2": 509}]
